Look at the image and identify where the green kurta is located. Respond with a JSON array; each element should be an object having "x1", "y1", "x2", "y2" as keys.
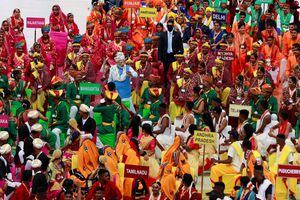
[
  {"x1": 66, "y1": 82, "x2": 90, "y2": 106},
  {"x1": 93, "y1": 104, "x2": 117, "y2": 134},
  {"x1": 202, "y1": 88, "x2": 218, "y2": 105},
  {"x1": 41, "y1": 124, "x2": 57, "y2": 149},
  {"x1": 143, "y1": 99, "x2": 161, "y2": 123},
  {"x1": 52, "y1": 101, "x2": 69, "y2": 132}
]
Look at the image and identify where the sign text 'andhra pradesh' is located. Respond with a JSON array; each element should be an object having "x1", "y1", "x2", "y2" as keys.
[
  {"x1": 26, "y1": 17, "x2": 45, "y2": 28},
  {"x1": 79, "y1": 82, "x2": 101, "y2": 95},
  {"x1": 123, "y1": 0, "x2": 141, "y2": 8},
  {"x1": 278, "y1": 164, "x2": 300, "y2": 178},
  {"x1": 124, "y1": 164, "x2": 149, "y2": 179},
  {"x1": 194, "y1": 131, "x2": 216, "y2": 144},
  {"x1": 139, "y1": 7, "x2": 157, "y2": 18},
  {"x1": 229, "y1": 104, "x2": 252, "y2": 118}
]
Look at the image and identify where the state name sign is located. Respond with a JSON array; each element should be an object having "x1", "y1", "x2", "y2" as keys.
[
  {"x1": 217, "y1": 51, "x2": 234, "y2": 61},
  {"x1": 123, "y1": 0, "x2": 141, "y2": 8},
  {"x1": 278, "y1": 164, "x2": 300, "y2": 178},
  {"x1": 124, "y1": 164, "x2": 149, "y2": 179},
  {"x1": 0, "y1": 115, "x2": 9, "y2": 128},
  {"x1": 194, "y1": 131, "x2": 216, "y2": 144},
  {"x1": 229, "y1": 104, "x2": 252, "y2": 118},
  {"x1": 26, "y1": 17, "x2": 45, "y2": 28},
  {"x1": 139, "y1": 7, "x2": 157, "y2": 18},
  {"x1": 212, "y1": 12, "x2": 226, "y2": 23},
  {"x1": 79, "y1": 82, "x2": 101, "y2": 95}
]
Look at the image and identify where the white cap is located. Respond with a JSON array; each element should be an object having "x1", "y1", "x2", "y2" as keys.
[
  {"x1": 0, "y1": 131, "x2": 9, "y2": 141},
  {"x1": 31, "y1": 123, "x2": 43, "y2": 132},
  {"x1": 31, "y1": 159, "x2": 42, "y2": 168},
  {"x1": 79, "y1": 104, "x2": 90, "y2": 113},
  {"x1": 271, "y1": 114, "x2": 278, "y2": 121},
  {"x1": 100, "y1": 98, "x2": 106, "y2": 104},
  {"x1": 0, "y1": 144, "x2": 11, "y2": 154},
  {"x1": 27, "y1": 110, "x2": 39, "y2": 119},
  {"x1": 33, "y1": 138, "x2": 43, "y2": 149}
]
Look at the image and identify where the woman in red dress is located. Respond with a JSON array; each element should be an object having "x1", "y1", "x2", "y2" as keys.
[
  {"x1": 8, "y1": 8, "x2": 24, "y2": 33},
  {"x1": 106, "y1": 31, "x2": 126, "y2": 66},
  {"x1": 99, "y1": 17, "x2": 114, "y2": 45},
  {"x1": 81, "y1": 22, "x2": 106, "y2": 72},
  {"x1": 65, "y1": 13, "x2": 79, "y2": 41},
  {"x1": 0, "y1": 35, "x2": 10, "y2": 72},
  {"x1": 37, "y1": 25, "x2": 57, "y2": 76},
  {"x1": 1, "y1": 20, "x2": 15, "y2": 56},
  {"x1": 49, "y1": 5, "x2": 66, "y2": 32}
]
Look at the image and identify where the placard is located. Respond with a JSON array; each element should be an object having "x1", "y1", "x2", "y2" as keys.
[
  {"x1": 124, "y1": 164, "x2": 149, "y2": 179},
  {"x1": 26, "y1": 17, "x2": 45, "y2": 28},
  {"x1": 212, "y1": 12, "x2": 226, "y2": 23},
  {"x1": 139, "y1": 7, "x2": 157, "y2": 18},
  {"x1": 278, "y1": 164, "x2": 300, "y2": 178},
  {"x1": 123, "y1": 0, "x2": 141, "y2": 8},
  {"x1": 229, "y1": 104, "x2": 252, "y2": 118},
  {"x1": 194, "y1": 131, "x2": 216, "y2": 144},
  {"x1": 217, "y1": 51, "x2": 234, "y2": 61},
  {"x1": 79, "y1": 82, "x2": 101, "y2": 95},
  {"x1": 257, "y1": 0, "x2": 273, "y2": 4},
  {"x1": 0, "y1": 115, "x2": 9, "y2": 128}
]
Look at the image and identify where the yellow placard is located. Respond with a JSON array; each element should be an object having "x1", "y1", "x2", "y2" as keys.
[
  {"x1": 139, "y1": 7, "x2": 157, "y2": 18},
  {"x1": 194, "y1": 131, "x2": 216, "y2": 144},
  {"x1": 229, "y1": 104, "x2": 252, "y2": 118}
]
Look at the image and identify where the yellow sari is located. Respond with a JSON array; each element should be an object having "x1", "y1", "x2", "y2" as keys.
[{"x1": 139, "y1": 135, "x2": 160, "y2": 179}]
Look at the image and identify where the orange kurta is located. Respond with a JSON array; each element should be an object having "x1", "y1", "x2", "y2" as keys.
[{"x1": 282, "y1": 34, "x2": 300, "y2": 58}]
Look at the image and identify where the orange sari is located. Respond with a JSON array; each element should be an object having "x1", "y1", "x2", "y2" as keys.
[
  {"x1": 77, "y1": 139, "x2": 99, "y2": 178},
  {"x1": 161, "y1": 164, "x2": 176, "y2": 199},
  {"x1": 162, "y1": 136, "x2": 191, "y2": 177},
  {"x1": 115, "y1": 133, "x2": 140, "y2": 198}
]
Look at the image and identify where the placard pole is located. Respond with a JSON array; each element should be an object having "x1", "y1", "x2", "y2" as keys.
[
  {"x1": 34, "y1": 28, "x2": 37, "y2": 43},
  {"x1": 201, "y1": 144, "x2": 206, "y2": 198}
]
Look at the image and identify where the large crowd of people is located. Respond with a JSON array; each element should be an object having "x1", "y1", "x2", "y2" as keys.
[{"x1": 0, "y1": 0, "x2": 299, "y2": 199}]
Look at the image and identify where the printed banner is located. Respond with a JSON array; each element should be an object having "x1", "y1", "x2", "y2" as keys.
[
  {"x1": 257, "y1": 0, "x2": 273, "y2": 4},
  {"x1": 212, "y1": 12, "x2": 226, "y2": 23},
  {"x1": 217, "y1": 51, "x2": 234, "y2": 61},
  {"x1": 79, "y1": 82, "x2": 101, "y2": 95},
  {"x1": 0, "y1": 115, "x2": 9, "y2": 128},
  {"x1": 139, "y1": 7, "x2": 157, "y2": 18},
  {"x1": 123, "y1": 0, "x2": 141, "y2": 8},
  {"x1": 278, "y1": 164, "x2": 300, "y2": 178},
  {"x1": 26, "y1": 17, "x2": 45, "y2": 28},
  {"x1": 194, "y1": 131, "x2": 216, "y2": 144},
  {"x1": 229, "y1": 104, "x2": 252, "y2": 118},
  {"x1": 124, "y1": 164, "x2": 149, "y2": 179}
]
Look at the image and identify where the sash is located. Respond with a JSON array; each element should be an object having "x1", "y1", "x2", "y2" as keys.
[
  {"x1": 231, "y1": 141, "x2": 243, "y2": 159},
  {"x1": 172, "y1": 61, "x2": 179, "y2": 72},
  {"x1": 270, "y1": 145, "x2": 292, "y2": 173}
]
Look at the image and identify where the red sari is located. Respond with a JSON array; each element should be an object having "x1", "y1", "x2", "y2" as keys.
[
  {"x1": 37, "y1": 36, "x2": 57, "y2": 73},
  {"x1": 9, "y1": 16, "x2": 24, "y2": 32},
  {"x1": 0, "y1": 42, "x2": 10, "y2": 73},
  {"x1": 65, "y1": 21, "x2": 79, "y2": 40},
  {"x1": 81, "y1": 33, "x2": 106, "y2": 72},
  {"x1": 49, "y1": 5, "x2": 66, "y2": 32},
  {"x1": 3, "y1": 30, "x2": 15, "y2": 55}
]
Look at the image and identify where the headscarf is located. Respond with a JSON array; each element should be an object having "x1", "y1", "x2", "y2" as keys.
[
  {"x1": 161, "y1": 164, "x2": 176, "y2": 199},
  {"x1": 103, "y1": 146, "x2": 118, "y2": 164},
  {"x1": 115, "y1": 132, "x2": 140, "y2": 165},
  {"x1": 50, "y1": 4, "x2": 67, "y2": 24}
]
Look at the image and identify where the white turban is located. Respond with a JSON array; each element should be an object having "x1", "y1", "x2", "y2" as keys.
[
  {"x1": 0, "y1": 131, "x2": 9, "y2": 141},
  {"x1": 114, "y1": 52, "x2": 125, "y2": 62},
  {"x1": 31, "y1": 159, "x2": 42, "y2": 168},
  {"x1": 0, "y1": 144, "x2": 11, "y2": 154}
]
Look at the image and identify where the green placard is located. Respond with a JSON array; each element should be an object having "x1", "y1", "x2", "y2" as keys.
[
  {"x1": 79, "y1": 82, "x2": 101, "y2": 95},
  {"x1": 257, "y1": 0, "x2": 273, "y2": 4}
]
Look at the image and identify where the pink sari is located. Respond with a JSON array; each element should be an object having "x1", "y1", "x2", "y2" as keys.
[{"x1": 50, "y1": 31, "x2": 68, "y2": 71}]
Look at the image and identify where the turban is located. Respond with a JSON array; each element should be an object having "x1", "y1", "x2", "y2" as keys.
[{"x1": 114, "y1": 52, "x2": 125, "y2": 62}]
